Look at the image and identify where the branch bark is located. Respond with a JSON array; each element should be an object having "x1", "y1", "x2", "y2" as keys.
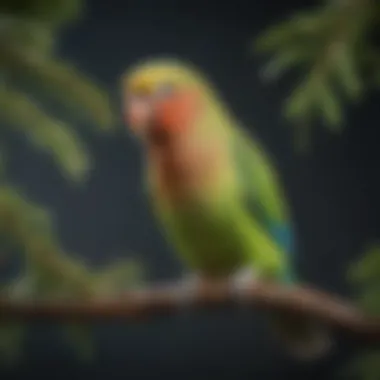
[{"x1": 0, "y1": 280, "x2": 379, "y2": 345}]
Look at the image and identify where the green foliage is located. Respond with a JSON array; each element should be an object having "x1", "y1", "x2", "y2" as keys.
[
  {"x1": 345, "y1": 244, "x2": 380, "y2": 379},
  {"x1": 0, "y1": 0, "x2": 116, "y2": 183},
  {"x1": 0, "y1": 0, "x2": 143, "y2": 365},
  {"x1": 256, "y1": 5, "x2": 380, "y2": 379},
  {"x1": 0, "y1": 183, "x2": 145, "y2": 364},
  {"x1": 61, "y1": 324, "x2": 94, "y2": 363},
  {"x1": 349, "y1": 351, "x2": 380, "y2": 380},
  {"x1": 0, "y1": 0, "x2": 84, "y2": 29},
  {"x1": 254, "y1": 0, "x2": 380, "y2": 147},
  {"x1": 348, "y1": 244, "x2": 380, "y2": 317},
  {"x1": 0, "y1": 323, "x2": 25, "y2": 366},
  {"x1": 0, "y1": 87, "x2": 90, "y2": 182},
  {"x1": 348, "y1": 245, "x2": 380, "y2": 291}
]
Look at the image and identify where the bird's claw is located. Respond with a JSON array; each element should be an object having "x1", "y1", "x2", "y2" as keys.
[
  {"x1": 175, "y1": 273, "x2": 204, "y2": 311},
  {"x1": 229, "y1": 267, "x2": 257, "y2": 303}
]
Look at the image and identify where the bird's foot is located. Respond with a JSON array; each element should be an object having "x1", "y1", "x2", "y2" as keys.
[
  {"x1": 175, "y1": 273, "x2": 206, "y2": 310},
  {"x1": 229, "y1": 266, "x2": 258, "y2": 303}
]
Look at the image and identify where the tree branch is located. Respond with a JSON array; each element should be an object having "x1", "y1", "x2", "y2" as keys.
[{"x1": 0, "y1": 280, "x2": 379, "y2": 345}]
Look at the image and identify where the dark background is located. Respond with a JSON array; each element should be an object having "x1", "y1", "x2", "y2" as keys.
[{"x1": 2, "y1": 0, "x2": 380, "y2": 378}]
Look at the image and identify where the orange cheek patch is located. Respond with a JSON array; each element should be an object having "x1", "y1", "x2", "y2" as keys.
[{"x1": 154, "y1": 90, "x2": 202, "y2": 132}]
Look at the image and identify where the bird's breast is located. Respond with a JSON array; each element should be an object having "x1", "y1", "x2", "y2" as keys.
[{"x1": 147, "y1": 135, "x2": 228, "y2": 205}]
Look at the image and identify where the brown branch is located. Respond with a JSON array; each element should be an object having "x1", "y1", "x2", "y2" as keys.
[{"x1": 0, "y1": 280, "x2": 379, "y2": 345}]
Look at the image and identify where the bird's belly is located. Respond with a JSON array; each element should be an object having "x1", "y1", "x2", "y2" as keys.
[{"x1": 161, "y1": 201, "x2": 248, "y2": 277}]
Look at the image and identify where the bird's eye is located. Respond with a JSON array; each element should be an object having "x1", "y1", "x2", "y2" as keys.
[{"x1": 155, "y1": 83, "x2": 175, "y2": 98}]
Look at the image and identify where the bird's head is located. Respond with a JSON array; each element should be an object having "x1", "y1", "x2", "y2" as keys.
[{"x1": 121, "y1": 58, "x2": 209, "y2": 142}]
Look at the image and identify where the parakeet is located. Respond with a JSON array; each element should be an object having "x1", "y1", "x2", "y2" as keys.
[{"x1": 122, "y1": 58, "x2": 332, "y2": 360}]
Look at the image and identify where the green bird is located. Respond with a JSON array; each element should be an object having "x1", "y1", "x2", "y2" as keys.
[{"x1": 122, "y1": 58, "x2": 332, "y2": 360}]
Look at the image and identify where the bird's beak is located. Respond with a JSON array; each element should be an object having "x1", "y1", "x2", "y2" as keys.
[{"x1": 124, "y1": 95, "x2": 154, "y2": 136}]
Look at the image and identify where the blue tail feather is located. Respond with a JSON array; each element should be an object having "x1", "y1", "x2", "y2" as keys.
[{"x1": 268, "y1": 223, "x2": 297, "y2": 284}]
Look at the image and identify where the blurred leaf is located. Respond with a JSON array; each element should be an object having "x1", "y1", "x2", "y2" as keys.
[
  {"x1": 344, "y1": 350, "x2": 380, "y2": 380},
  {"x1": 356, "y1": 287, "x2": 380, "y2": 316},
  {"x1": 316, "y1": 79, "x2": 343, "y2": 131},
  {"x1": 254, "y1": 0, "x2": 377, "y2": 140},
  {"x1": 347, "y1": 243, "x2": 380, "y2": 323},
  {"x1": 0, "y1": 185, "x2": 88, "y2": 289},
  {"x1": 284, "y1": 80, "x2": 314, "y2": 122},
  {"x1": 0, "y1": 0, "x2": 123, "y2": 365},
  {"x1": 254, "y1": 10, "x2": 331, "y2": 53},
  {"x1": 26, "y1": 119, "x2": 90, "y2": 184},
  {"x1": 23, "y1": 247, "x2": 94, "y2": 299},
  {"x1": 0, "y1": 16, "x2": 54, "y2": 54},
  {"x1": 0, "y1": 87, "x2": 90, "y2": 183},
  {"x1": 333, "y1": 43, "x2": 363, "y2": 101},
  {"x1": 0, "y1": 0, "x2": 84, "y2": 28},
  {"x1": 260, "y1": 48, "x2": 313, "y2": 81},
  {"x1": 0, "y1": 322, "x2": 26, "y2": 366},
  {"x1": 348, "y1": 244, "x2": 380, "y2": 285},
  {"x1": 18, "y1": 57, "x2": 115, "y2": 130},
  {"x1": 0, "y1": 185, "x2": 51, "y2": 240},
  {"x1": 344, "y1": 243, "x2": 380, "y2": 379},
  {"x1": 93, "y1": 257, "x2": 146, "y2": 296},
  {"x1": 0, "y1": 45, "x2": 115, "y2": 130},
  {"x1": 62, "y1": 323, "x2": 94, "y2": 363},
  {"x1": 284, "y1": 82, "x2": 315, "y2": 151}
]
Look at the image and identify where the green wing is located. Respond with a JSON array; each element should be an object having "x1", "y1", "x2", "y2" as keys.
[
  {"x1": 232, "y1": 125, "x2": 296, "y2": 284},
  {"x1": 232, "y1": 125, "x2": 290, "y2": 225}
]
